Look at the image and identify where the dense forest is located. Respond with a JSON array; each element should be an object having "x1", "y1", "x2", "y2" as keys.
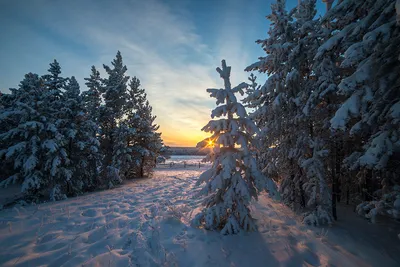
[
  {"x1": 243, "y1": 0, "x2": 400, "y2": 225},
  {"x1": 0, "y1": 52, "x2": 165, "y2": 202}
]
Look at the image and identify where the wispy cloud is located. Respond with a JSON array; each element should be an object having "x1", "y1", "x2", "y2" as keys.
[{"x1": 0, "y1": 0, "x2": 259, "y2": 146}]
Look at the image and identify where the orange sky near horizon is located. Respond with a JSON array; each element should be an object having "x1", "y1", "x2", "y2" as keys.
[{"x1": 159, "y1": 124, "x2": 211, "y2": 147}]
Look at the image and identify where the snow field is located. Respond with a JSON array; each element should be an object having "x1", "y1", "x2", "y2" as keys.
[{"x1": 0, "y1": 166, "x2": 399, "y2": 267}]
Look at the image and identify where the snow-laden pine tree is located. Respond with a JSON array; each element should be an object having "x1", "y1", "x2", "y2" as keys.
[
  {"x1": 110, "y1": 122, "x2": 132, "y2": 183},
  {"x1": 99, "y1": 51, "x2": 130, "y2": 186},
  {"x1": 243, "y1": 74, "x2": 260, "y2": 108},
  {"x1": 298, "y1": 0, "x2": 351, "y2": 220},
  {"x1": 0, "y1": 73, "x2": 46, "y2": 198},
  {"x1": 40, "y1": 60, "x2": 73, "y2": 200},
  {"x1": 245, "y1": 0, "x2": 320, "y2": 220},
  {"x1": 245, "y1": 0, "x2": 293, "y2": 74},
  {"x1": 244, "y1": 0, "x2": 295, "y2": 185},
  {"x1": 42, "y1": 60, "x2": 67, "y2": 91},
  {"x1": 0, "y1": 67, "x2": 70, "y2": 201},
  {"x1": 301, "y1": 138, "x2": 333, "y2": 225},
  {"x1": 328, "y1": 0, "x2": 399, "y2": 168},
  {"x1": 244, "y1": 0, "x2": 338, "y2": 223},
  {"x1": 82, "y1": 66, "x2": 104, "y2": 185},
  {"x1": 290, "y1": 0, "x2": 341, "y2": 221},
  {"x1": 83, "y1": 66, "x2": 102, "y2": 124},
  {"x1": 125, "y1": 77, "x2": 162, "y2": 178},
  {"x1": 0, "y1": 90, "x2": 19, "y2": 183},
  {"x1": 280, "y1": 0, "x2": 323, "y2": 214},
  {"x1": 193, "y1": 60, "x2": 277, "y2": 234},
  {"x1": 61, "y1": 76, "x2": 101, "y2": 194},
  {"x1": 313, "y1": 0, "x2": 400, "y2": 222}
]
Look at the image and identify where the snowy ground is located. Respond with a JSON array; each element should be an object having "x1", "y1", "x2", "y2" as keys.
[{"x1": 1, "y1": 163, "x2": 399, "y2": 267}]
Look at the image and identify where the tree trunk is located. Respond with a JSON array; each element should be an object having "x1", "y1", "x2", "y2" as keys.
[
  {"x1": 331, "y1": 140, "x2": 337, "y2": 221},
  {"x1": 140, "y1": 156, "x2": 145, "y2": 178},
  {"x1": 298, "y1": 168, "x2": 306, "y2": 208},
  {"x1": 335, "y1": 140, "x2": 342, "y2": 203},
  {"x1": 364, "y1": 170, "x2": 373, "y2": 201}
]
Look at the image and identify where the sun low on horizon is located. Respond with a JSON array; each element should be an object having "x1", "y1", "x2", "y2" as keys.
[{"x1": 158, "y1": 125, "x2": 211, "y2": 147}]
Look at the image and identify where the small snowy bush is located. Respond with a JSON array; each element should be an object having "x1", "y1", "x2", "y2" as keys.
[{"x1": 356, "y1": 186, "x2": 400, "y2": 223}]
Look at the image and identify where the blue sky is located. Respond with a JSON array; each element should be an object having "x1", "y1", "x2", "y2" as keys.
[{"x1": 0, "y1": 0, "x2": 326, "y2": 146}]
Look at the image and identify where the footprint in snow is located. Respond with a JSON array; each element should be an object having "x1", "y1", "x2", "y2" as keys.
[
  {"x1": 50, "y1": 242, "x2": 68, "y2": 250},
  {"x1": 302, "y1": 249, "x2": 320, "y2": 266},
  {"x1": 287, "y1": 235, "x2": 298, "y2": 246},
  {"x1": 271, "y1": 225, "x2": 280, "y2": 231},
  {"x1": 260, "y1": 228, "x2": 270, "y2": 233},
  {"x1": 81, "y1": 209, "x2": 98, "y2": 217},
  {"x1": 38, "y1": 233, "x2": 60, "y2": 244},
  {"x1": 186, "y1": 232, "x2": 195, "y2": 239}
]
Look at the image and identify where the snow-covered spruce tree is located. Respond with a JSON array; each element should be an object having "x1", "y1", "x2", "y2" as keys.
[
  {"x1": 0, "y1": 74, "x2": 46, "y2": 195},
  {"x1": 60, "y1": 76, "x2": 101, "y2": 194},
  {"x1": 289, "y1": 0, "x2": 341, "y2": 221},
  {"x1": 0, "y1": 91, "x2": 19, "y2": 183},
  {"x1": 83, "y1": 66, "x2": 102, "y2": 124},
  {"x1": 99, "y1": 51, "x2": 130, "y2": 186},
  {"x1": 245, "y1": 0, "x2": 293, "y2": 74},
  {"x1": 244, "y1": 0, "x2": 316, "y2": 218},
  {"x1": 244, "y1": 0, "x2": 295, "y2": 187},
  {"x1": 298, "y1": 0, "x2": 353, "y2": 220},
  {"x1": 125, "y1": 77, "x2": 162, "y2": 178},
  {"x1": 243, "y1": 73, "x2": 260, "y2": 109},
  {"x1": 244, "y1": 0, "x2": 338, "y2": 224},
  {"x1": 0, "y1": 68, "x2": 68, "y2": 201},
  {"x1": 82, "y1": 66, "x2": 104, "y2": 185},
  {"x1": 301, "y1": 138, "x2": 333, "y2": 225},
  {"x1": 193, "y1": 60, "x2": 277, "y2": 234},
  {"x1": 110, "y1": 122, "x2": 132, "y2": 182},
  {"x1": 314, "y1": 0, "x2": 400, "y2": 222},
  {"x1": 328, "y1": 0, "x2": 399, "y2": 168},
  {"x1": 282, "y1": 0, "x2": 324, "y2": 215},
  {"x1": 40, "y1": 60, "x2": 73, "y2": 201},
  {"x1": 137, "y1": 101, "x2": 163, "y2": 177}
]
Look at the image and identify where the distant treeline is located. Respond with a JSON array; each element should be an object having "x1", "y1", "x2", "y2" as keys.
[{"x1": 167, "y1": 147, "x2": 209, "y2": 156}]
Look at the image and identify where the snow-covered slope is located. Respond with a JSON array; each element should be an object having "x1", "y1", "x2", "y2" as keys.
[{"x1": 0, "y1": 166, "x2": 399, "y2": 266}]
